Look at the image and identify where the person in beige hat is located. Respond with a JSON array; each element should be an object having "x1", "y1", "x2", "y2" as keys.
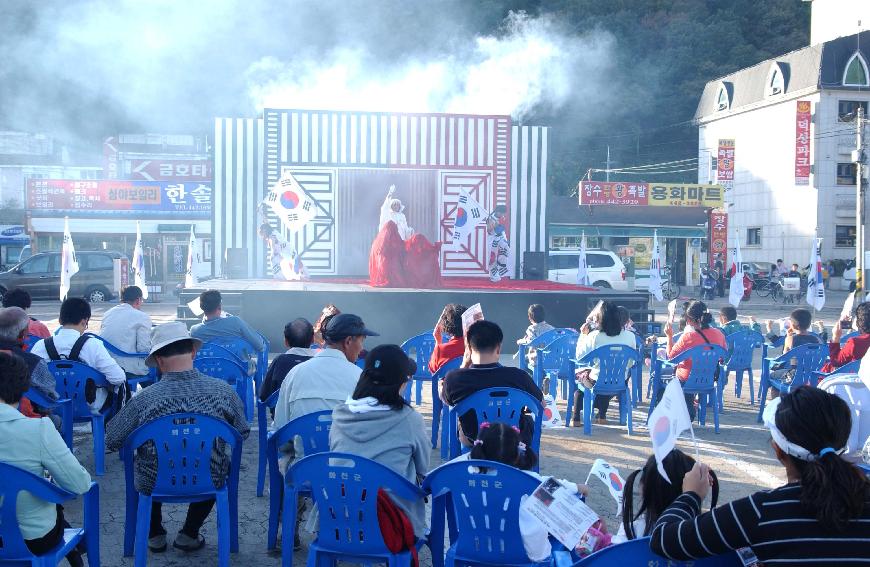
[{"x1": 106, "y1": 321, "x2": 250, "y2": 554}]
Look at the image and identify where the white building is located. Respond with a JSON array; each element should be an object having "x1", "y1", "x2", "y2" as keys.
[{"x1": 695, "y1": 28, "x2": 870, "y2": 267}]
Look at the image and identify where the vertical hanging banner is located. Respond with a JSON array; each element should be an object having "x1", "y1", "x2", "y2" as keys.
[
  {"x1": 717, "y1": 139, "x2": 735, "y2": 192},
  {"x1": 795, "y1": 100, "x2": 812, "y2": 186},
  {"x1": 709, "y1": 210, "x2": 728, "y2": 268}
]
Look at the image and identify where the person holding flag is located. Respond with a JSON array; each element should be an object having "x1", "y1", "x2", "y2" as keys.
[
  {"x1": 60, "y1": 217, "x2": 79, "y2": 301},
  {"x1": 132, "y1": 221, "x2": 148, "y2": 299}
]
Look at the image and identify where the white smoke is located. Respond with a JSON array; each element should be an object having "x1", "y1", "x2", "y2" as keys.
[{"x1": 246, "y1": 12, "x2": 615, "y2": 120}]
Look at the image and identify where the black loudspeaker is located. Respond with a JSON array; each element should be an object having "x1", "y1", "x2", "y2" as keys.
[
  {"x1": 522, "y1": 251, "x2": 547, "y2": 280},
  {"x1": 225, "y1": 248, "x2": 248, "y2": 279}
]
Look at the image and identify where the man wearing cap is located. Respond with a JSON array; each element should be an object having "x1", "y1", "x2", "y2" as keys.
[{"x1": 106, "y1": 322, "x2": 249, "y2": 554}]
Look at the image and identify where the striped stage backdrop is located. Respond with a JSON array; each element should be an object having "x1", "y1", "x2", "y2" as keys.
[{"x1": 214, "y1": 109, "x2": 548, "y2": 279}]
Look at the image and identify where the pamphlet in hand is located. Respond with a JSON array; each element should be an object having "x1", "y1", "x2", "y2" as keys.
[
  {"x1": 462, "y1": 303, "x2": 484, "y2": 335},
  {"x1": 521, "y1": 477, "x2": 599, "y2": 549}
]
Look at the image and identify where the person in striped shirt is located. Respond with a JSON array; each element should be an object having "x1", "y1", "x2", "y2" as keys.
[{"x1": 650, "y1": 386, "x2": 870, "y2": 564}]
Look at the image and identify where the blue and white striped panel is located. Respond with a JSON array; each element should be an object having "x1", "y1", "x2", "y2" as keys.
[
  {"x1": 510, "y1": 125, "x2": 548, "y2": 277},
  {"x1": 213, "y1": 118, "x2": 264, "y2": 277}
]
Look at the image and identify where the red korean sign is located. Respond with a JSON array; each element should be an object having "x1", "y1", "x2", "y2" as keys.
[
  {"x1": 579, "y1": 181, "x2": 648, "y2": 206},
  {"x1": 709, "y1": 210, "x2": 728, "y2": 268},
  {"x1": 129, "y1": 159, "x2": 212, "y2": 182},
  {"x1": 795, "y1": 100, "x2": 811, "y2": 186},
  {"x1": 716, "y1": 139, "x2": 735, "y2": 191}
]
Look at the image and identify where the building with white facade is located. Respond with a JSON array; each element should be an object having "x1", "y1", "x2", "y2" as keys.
[{"x1": 696, "y1": 28, "x2": 870, "y2": 268}]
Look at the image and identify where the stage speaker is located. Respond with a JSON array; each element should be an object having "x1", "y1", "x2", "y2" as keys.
[
  {"x1": 522, "y1": 252, "x2": 547, "y2": 280},
  {"x1": 224, "y1": 248, "x2": 248, "y2": 279}
]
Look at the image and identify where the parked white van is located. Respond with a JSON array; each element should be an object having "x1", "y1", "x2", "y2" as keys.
[{"x1": 547, "y1": 250, "x2": 628, "y2": 290}]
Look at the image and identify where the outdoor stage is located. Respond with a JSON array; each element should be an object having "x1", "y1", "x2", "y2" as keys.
[{"x1": 178, "y1": 278, "x2": 650, "y2": 350}]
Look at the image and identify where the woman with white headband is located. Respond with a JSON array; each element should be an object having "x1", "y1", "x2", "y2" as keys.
[{"x1": 650, "y1": 386, "x2": 870, "y2": 564}]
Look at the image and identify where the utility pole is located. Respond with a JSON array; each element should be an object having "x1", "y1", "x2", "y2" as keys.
[
  {"x1": 856, "y1": 106, "x2": 866, "y2": 297},
  {"x1": 606, "y1": 145, "x2": 611, "y2": 182}
]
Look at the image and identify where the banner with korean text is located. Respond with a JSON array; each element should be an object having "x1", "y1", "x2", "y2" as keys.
[
  {"x1": 717, "y1": 139, "x2": 735, "y2": 191},
  {"x1": 709, "y1": 210, "x2": 728, "y2": 268},
  {"x1": 795, "y1": 100, "x2": 811, "y2": 185},
  {"x1": 578, "y1": 181, "x2": 648, "y2": 205}
]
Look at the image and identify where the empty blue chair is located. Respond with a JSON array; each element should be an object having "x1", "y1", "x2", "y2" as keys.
[
  {"x1": 400, "y1": 332, "x2": 437, "y2": 405},
  {"x1": 650, "y1": 345, "x2": 727, "y2": 433},
  {"x1": 813, "y1": 359, "x2": 861, "y2": 382},
  {"x1": 255, "y1": 390, "x2": 280, "y2": 497},
  {"x1": 534, "y1": 334, "x2": 578, "y2": 402},
  {"x1": 24, "y1": 388, "x2": 74, "y2": 449},
  {"x1": 575, "y1": 344, "x2": 640, "y2": 436},
  {"x1": 724, "y1": 330, "x2": 764, "y2": 405},
  {"x1": 431, "y1": 356, "x2": 463, "y2": 450},
  {"x1": 445, "y1": 387, "x2": 544, "y2": 464},
  {"x1": 46, "y1": 360, "x2": 112, "y2": 475},
  {"x1": 519, "y1": 328, "x2": 578, "y2": 373},
  {"x1": 552, "y1": 537, "x2": 741, "y2": 566},
  {"x1": 120, "y1": 413, "x2": 243, "y2": 567},
  {"x1": 194, "y1": 356, "x2": 253, "y2": 420},
  {"x1": 423, "y1": 459, "x2": 547, "y2": 567},
  {"x1": 266, "y1": 410, "x2": 332, "y2": 551},
  {"x1": 288, "y1": 452, "x2": 426, "y2": 567},
  {"x1": 85, "y1": 333, "x2": 157, "y2": 389},
  {"x1": 0, "y1": 462, "x2": 100, "y2": 567},
  {"x1": 756, "y1": 343, "x2": 830, "y2": 423}
]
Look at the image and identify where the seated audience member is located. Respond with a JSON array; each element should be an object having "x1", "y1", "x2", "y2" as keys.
[
  {"x1": 31, "y1": 298, "x2": 126, "y2": 413},
  {"x1": 452, "y1": 422, "x2": 601, "y2": 562},
  {"x1": 651, "y1": 387, "x2": 870, "y2": 564},
  {"x1": 822, "y1": 302, "x2": 870, "y2": 374},
  {"x1": 99, "y1": 285, "x2": 152, "y2": 378},
  {"x1": 0, "y1": 353, "x2": 91, "y2": 566},
  {"x1": 258, "y1": 318, "x2": 315, "y2": 402},
  {"x1": 190, "y1": 290, "x2": 265, "y2": 353},
  {"x1": 0, "y1": 307, "x2": 57, "y2": 416},
  {"x1": 717, "y1": 305, "x2": 761, "y2": 336},
  {"x1": 573, "y1": 301, "x2": 636, "y2": 426},
  {"x1": 2, "y1": 288, "x2": 50, "y2": 339},
  {"x1": 106, "y1": 322, "x2": 249, "y2": 553},
  {"x1": 765, "y1": 308, "x2": 821, "y2": 385},
  {"x1": 312, "y1": 304, "x2": 340, "y2": 347},
  {"x1": 516, "y1": 303, "x2": 555, "y2": 370},
  {"x1": 664, "y1": 301, "x2": 726, "y2": 421},
  {"x1": 429, "y1": 303, "x2": 467, "y2": 374},
  {"x1": 330, "y1": 344, "x2": 429, "y2": 537},
  {"x1": 614, "y1": 449, "x2": 719, "y2": 544},
  {"x1": 441, "y1": 320, "x2": 543, "y2": 445}
]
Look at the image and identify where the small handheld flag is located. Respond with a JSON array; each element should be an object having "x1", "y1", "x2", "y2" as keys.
[
  {"x1": 646, "y1": 378, "x2": 696, "y2": 483},
  {"x1": 585, "y1": 458, "x2": 625, "y2": 515}
]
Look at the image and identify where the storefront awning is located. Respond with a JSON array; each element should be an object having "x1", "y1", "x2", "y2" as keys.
[{"x1": 550, "y1": 224, "x2": 706, "y2": 239}]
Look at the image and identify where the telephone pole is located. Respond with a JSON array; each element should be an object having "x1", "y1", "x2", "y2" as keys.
[
  {"x1": 856, "y1": 106, "x2": 866, "y2": 296},
  {"x1": 606, "y1": 146, "x2": 611, "y2": 182}
]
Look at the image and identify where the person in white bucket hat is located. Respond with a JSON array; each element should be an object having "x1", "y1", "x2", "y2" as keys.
[{"x1": 107, "y1": 321, "x2": 249, "y2": 554}]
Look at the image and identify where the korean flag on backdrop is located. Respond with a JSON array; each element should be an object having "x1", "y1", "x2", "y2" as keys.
[
  {"x1": 451, "y1": 188, "x2": 487, "y2": 248},
  {"x1": 264, "y1": 170, "x2": 317, "y2": 234}
]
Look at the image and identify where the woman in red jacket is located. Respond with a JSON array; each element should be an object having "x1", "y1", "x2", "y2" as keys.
[
  {"x1": 822, "y1": 302, "x2": 870, "y2": 374},
  {"x1": 428, "y1": 303, "x2": 467, "y2": 374}
]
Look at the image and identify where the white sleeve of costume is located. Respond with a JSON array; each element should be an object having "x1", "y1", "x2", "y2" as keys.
[{"x1": 379, "y1": 193, "x2": 392, "y2": 231}]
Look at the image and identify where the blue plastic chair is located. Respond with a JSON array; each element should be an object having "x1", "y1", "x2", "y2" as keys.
[
  {"x1": 840, "y1": 331, "x2": 860, "y2": 345},
  {"x1": 575, "y1": 344, "x2": 640, "y2": 436},
  {"x1": 194, "y1": 356, "x2": 253, "y2": 420},
  {"x1": 46, "y1": 360, "x2": 112, "y2": 475},
  {"x1": 445, "y1": 387, "x2": 544, "y2": 464},
  {"x1": 650, "y1": 344, "x2": 727, "y2": 433},
  {"x1": 23, "y1": 334, "x2": 41, "y2": 351},
  {"x1": 0, "y1": 462, "x2": 100, "y2": 567},
  {"x1": 756, "y1": 342, "x2": 830, "y2": 423},
  {"x1": 519, "y1": 328, "x2": 578, "y2": 373},
  {"x1": 120, "y1": 413, "x2": 243, "y2": 567},
  {"x1": 400, "y1": 332, "x2": 437, "y2": 405},
  {"x1": 534, "y1": 334, "x2": 578, "y2": 403},
  {"x1": 199, "y1": 336, "x2": 268, "y2": 420},
  {"x1": 266, "y1": 410, "x2": 332, "y2": 551},
  {"x1": 813, "y1": 359, "x2": 861, "y2": 382},
  {"x1": 288, "y1": 452, "x2": 426, "y2": 567},
  {"x1": 85, "y1": 333, "x2": 157, "y2": 389},
  {"x1": 24, "y1": 388, "x2": 74, "y2": 449},
  {"x1": 552, "y1": 536, "x2": 741, "y2": 566},
  {"x1": 724, "y1": 330, "x2": 764, "y2": 405},
  {"x1": 431, "y1": 356, "x2": 463, "y2": 450},
  {"x1": 423, "y1": 459, "x2": 549, "y2": 567},
  {"x1": 255, "y1": 390, "x2": 280, "y2": 498}
]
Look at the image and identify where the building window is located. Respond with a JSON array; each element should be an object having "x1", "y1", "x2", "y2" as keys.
[
  {"x1": 766, "y1": 63, "x2": 785, "y2": 97},
  {"x1": 838, "y1": 100, "x2": 868, "y2": 121},
  {"x1": 837, "y1": 163, "x2": 857, "y2": 185},
  {"x1": 550, "y1": 235, "x2": 601, "y2": 250},
  {"x1": 844, "y1": 53, "x2": 870, "y2": 87},
  {"x1": 836, "y1": 225, "x2": 857, "y2": 247},
  {"x1": 746, "y1": 227, "x2": 761, "y2": 246}
]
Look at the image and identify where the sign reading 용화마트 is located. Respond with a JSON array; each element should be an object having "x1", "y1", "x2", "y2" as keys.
[
  {"x1": 648, "y1": 183, "x2": 724, "y2": 208},
  {"x1": 27, "y1": 179, "x2": 212, "y2": 216}
]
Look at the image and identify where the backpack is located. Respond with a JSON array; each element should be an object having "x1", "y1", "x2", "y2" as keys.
[{"x1": 43, "y1": 334, "x2": 90, "y2": 362}]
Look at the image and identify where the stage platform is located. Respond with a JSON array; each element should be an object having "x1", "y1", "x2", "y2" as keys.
[{"x1": 178, "y1": 279, "x2": 651, "y2": 351}]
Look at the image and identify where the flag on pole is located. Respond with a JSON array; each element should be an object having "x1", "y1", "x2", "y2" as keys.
[
  {"x1": 184, "y1": 226, "x2": 199, "y2": 288},
  {"x1": 648, "y1": 230, "x2": 664, "y2": 301},
  {"x1": 806, "y1": 237, "x2": 825, "y2": 311},
  {"x1": 576, "y1": 232, "x2": 590, "y2": 285},
  {"x1": 728, "y1": 230, "x2": 744, "y2": 308},
  {"x1": 585, "y1": 458, "x2": 625, "y2": 514},
  {"x1": 646, "y1": 378, "x2": 695, "y2": 484},
  {"x1": 132, "y1": 221, "x2": 148, "y2": 299},
  {"x1": 60, "y1": 217, "x2": 79, "y2": 301},
  {"x1": 451, "y1": 189, "x2": 487, "y2": 248},
  {"x1": 263, "y1": 170, "x2": 317, "y2": 234}
]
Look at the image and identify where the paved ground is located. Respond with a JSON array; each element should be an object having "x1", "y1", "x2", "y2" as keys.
[{"x1": 32, "y1": 290, "x2": 851, "y2": 566}]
